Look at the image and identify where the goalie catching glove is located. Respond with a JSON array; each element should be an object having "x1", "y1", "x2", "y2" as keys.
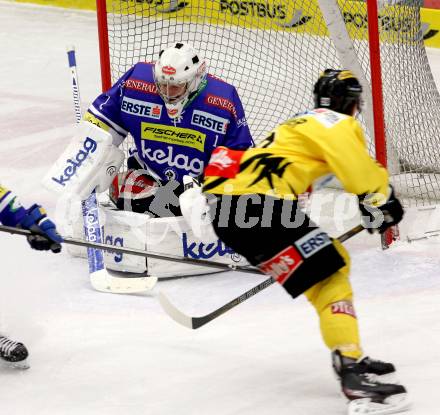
[{"x1": 358, "y1": 185, "x2": 404, "y2": 234}]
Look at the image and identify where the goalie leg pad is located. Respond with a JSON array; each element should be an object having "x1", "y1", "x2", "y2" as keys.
[
  {"x1": 101, "y1": 206, "x2": 248, "y2": 277},
  {"x1": 101, "y1": 206, "x2": 149, "y2": 273},
  {"x1": 144, "y1": 215, "x2": 248, "y2": 278}
]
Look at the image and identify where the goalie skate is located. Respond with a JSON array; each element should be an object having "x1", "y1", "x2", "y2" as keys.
[
  {"x1": 0, "y1": 336, "x2": 30, "y2": 370},
  {"x1": 348, "y1": 393, "x2": 411, "y2": 415}
]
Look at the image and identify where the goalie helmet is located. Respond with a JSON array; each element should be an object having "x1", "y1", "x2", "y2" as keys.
[
  {"x1": 313, "y1": 69, "x2": 362, "y2": 115},
  {"x1": 154, "y1": 42, "x2": 207, "y2": 119}
]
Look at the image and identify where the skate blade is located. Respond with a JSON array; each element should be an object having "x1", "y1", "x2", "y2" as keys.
[
  {"x1": 348, "y1": 393, "x2": 411, "y2": 415},
  {"x1": 0, "y1": 359, "x2": 30, "y2": 370}
]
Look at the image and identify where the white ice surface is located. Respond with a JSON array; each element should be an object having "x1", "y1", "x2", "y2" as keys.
[{"x1": 1, "y1": 2, "x2": 440, "y2": 414}]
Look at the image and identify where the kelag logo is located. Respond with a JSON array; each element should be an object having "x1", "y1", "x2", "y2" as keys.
[
  {"x1": 141, "y1": 143, "x2": 204, "y2": 176},
  {"x1": 84, "y1": 207, "x2": 100, "y2": 243},
  {"x1": 51, "y1": 137, "x2": 97, "y2": 187},
  {"x1": 182, "y1": 233, "x2": 241, "y2": 260},
  {"x1": 104, "y1": 234, "x2": 124, "y2": 263}
]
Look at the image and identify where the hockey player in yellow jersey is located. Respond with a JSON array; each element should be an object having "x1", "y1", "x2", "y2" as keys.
[{"x1": 202, "y1": 70, "x2": 408, "y2": 413}]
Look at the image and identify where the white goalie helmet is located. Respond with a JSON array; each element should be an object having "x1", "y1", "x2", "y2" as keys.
[{"x1": 154, "y1": 42, "x2": 207, "y2": 119}]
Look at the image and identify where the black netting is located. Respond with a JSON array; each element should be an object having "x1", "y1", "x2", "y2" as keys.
[{"x1": 104, "y1": 0, "x2": 440, "y2": 205}]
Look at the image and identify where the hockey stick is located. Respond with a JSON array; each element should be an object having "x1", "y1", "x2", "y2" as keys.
[
  {"x1": 66, "y1": 47, "x2": 156, "y2": 294},
  {"x1": 67, "y1": 46, "x2": 83, "y2": 125},
  {"x1": 158, "y1": 224, "x2": 365, "y2": 329},
  {"x1": 0, "y1": 224, "x2": 263, "y2": 274}
]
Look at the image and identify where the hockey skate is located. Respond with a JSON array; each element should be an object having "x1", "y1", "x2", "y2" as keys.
[
  {"x1": 0, "y1": 336, "x2": 29, "y2": 369},
  {"x1": 332, "y1": 351, "x2": 410, "y2": 415},
  {"x1": 333, "y1": 351, "x2": 398, "y2": 384}
]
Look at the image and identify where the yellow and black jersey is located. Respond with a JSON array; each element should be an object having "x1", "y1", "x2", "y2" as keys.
[{"x1": 203, "y1": 109, "x2": 389, "y2": 202}]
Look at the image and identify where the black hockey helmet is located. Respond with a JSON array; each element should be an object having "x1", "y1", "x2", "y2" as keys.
[{"x1": 313, "y1": 69, "x2": 362, "y2": 115}]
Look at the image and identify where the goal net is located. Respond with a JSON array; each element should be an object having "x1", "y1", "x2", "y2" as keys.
[{"x1": 97, "y1": 0, "x2": 440, "y2": 207}]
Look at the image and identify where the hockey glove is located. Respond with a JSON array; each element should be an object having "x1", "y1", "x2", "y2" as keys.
[
  {"x1": 179, "y1": 175, "x2": 218, "y2": 243},
  {"x1": 358, "y1": 186, "x2": 404, "y2": 234},
  {"x1": 19, "y1": 204, "x2": 63, "y2": 253}
]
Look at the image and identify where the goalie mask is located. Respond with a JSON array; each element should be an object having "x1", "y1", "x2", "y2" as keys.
[
  {"x1": 154, "y1": 42, "x2": 207, "y2": 119},
  {"x1": 313, "y1": 69, "x2": 362, "y2": 115}
]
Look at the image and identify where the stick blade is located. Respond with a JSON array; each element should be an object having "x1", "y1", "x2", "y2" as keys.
[
  {"x1": 158, "y1": 292, "x2": 195, "y2": 329},
  {"x1": 90, "y1": 268, "x2": 157, "y2": 294}
]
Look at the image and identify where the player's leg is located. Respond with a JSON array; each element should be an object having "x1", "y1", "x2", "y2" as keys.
[
  {"x1": 304, "y1": 241, "x2": 406, "y2": 402},
  {"x1": 212, "y1": 195, "x2": 406, "y2": 405},
  {"x1": 304, "y1": 242, "x2": 361, "y2": 359}
]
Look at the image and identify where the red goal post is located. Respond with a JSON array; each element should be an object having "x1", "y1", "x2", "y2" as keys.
[{"x1": 97, "y1": 0, "x2": 112, "y2": 92}]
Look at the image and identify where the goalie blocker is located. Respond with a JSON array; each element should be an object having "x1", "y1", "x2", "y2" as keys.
[{"x1": 42, "y1": 121, "x2": 124, "y2": 201}]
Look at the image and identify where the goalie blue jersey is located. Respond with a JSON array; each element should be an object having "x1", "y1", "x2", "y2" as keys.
[
  {"x1": 0, "y1": 184, "x2": 26, "y2": 226},
  {"x1": 85, "y1": 62, "x2": 253, "y2": 182}
]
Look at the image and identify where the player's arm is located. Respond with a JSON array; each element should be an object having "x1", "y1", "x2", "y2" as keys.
[
  {"x1": 42, "y1": 67, "x2": 139, "y2": 200},
  {"x1": 0, "y1": 185, "x2": 26, "y2": 226},
  {"x1": 0, "y1": 185, "x2": 62, "y2": 252},
  {"x1": 317, "y1": 119, "x2": 388, "y2": 196},
  {"x1": 84, "y1": 65, "x2": 137, "y2": 146},
  {"x1": 316, "y1": 119, "x2": 403, "y2": 233}
]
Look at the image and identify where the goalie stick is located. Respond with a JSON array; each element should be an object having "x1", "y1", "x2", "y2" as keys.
[
  {"x1": 158, "y1": 224, "x2": 365, "y2": 329},
  {"x1": 0, "y1": 224, "x2": 264, "y2": 274},
  {"x1": 66, "y1": 47, "x2": 154, "y2": 294}
]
